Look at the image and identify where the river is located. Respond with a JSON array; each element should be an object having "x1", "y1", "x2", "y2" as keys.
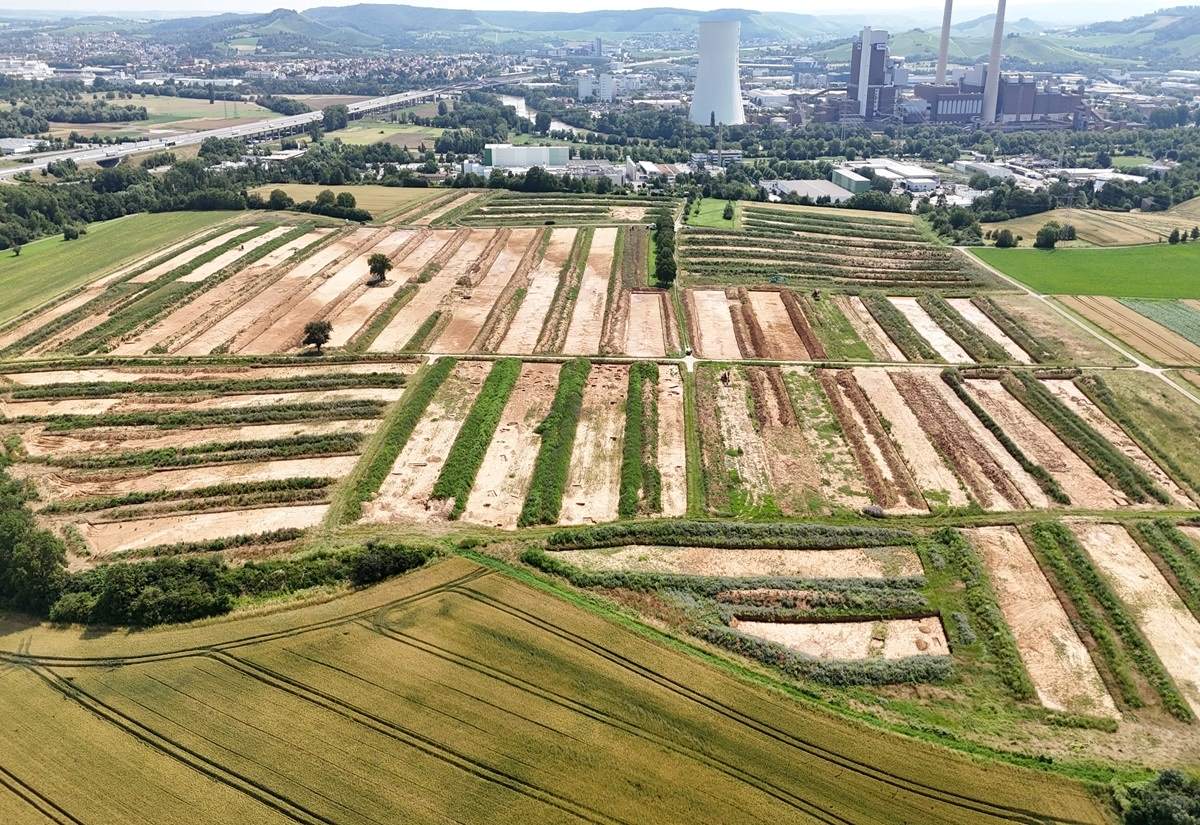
[{"x1": 496, "y1": 94, "x2": 587, "y2": 136}]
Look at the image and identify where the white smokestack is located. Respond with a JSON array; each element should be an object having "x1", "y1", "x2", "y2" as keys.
[
  {"x1": 689, "y1": 20, "x2": 745, "y2": 126},
  {"x1": 936, "y1": 0, "x2": 953, "y2": 84},
  {"x1": 856, "y1": 27, "x2": 873, "y2": 117},
  {"x1": 982, "y1": 0, "x2": 1006, "y2": 123}
]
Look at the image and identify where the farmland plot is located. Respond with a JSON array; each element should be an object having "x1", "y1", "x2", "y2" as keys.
[
  {"x1": 561, "y1": 227, "x2": 618, "y2": 354},
  {"x1": 461, "y1": 362, "x2": 560, "y2": 528},
  {"x1": 553, "y1": 544, "x2": 922, "y2": 579},
  {"x1": 625, "y1": 291, "x2": 669, "y2": 357},
  {"x1": 688, "y1": 289, "x2": 742, "y2": 359},
  {"x1": 734, "y1": 618, "x2": 949, "y2": 660},
  {"x1": 79, "y1": 504, "x2": 328, "y2": 556},
  {"x1": 559, "y1": 364, "x2": 628, "y2": 525},
  {"x1": 497, "y1": 228, "x2": 577, "y2": 354},
  {"x1": 697, "y1": 366, "x2": 775, "y2": 514},
  {"x1": 947, "y1": 298, "x2": 1032, "y2": 363},
  {"x1": 745, "y1": 290, "x2": 810, "y2": 359},
  {"x1": 128, "y1": 227, "x2": 256, "y2": 284},
  {"x1": 781, "y1": 366, "x2": 871, "y2": 513},
  {"x1": 836, "y1": 295, "x2": 907, "y2": 361},
  {"x1": 968, "y1": 526, "x2": 1117, "y2": 717},
  {"x1": 1073, "y1": 522, "x2": 1200, "y2": 715},
  {"x1": 431, "y1": 228, "x2": 538, "y2": 352},
  {"x1": 657, "y1": 365, "x2": 688, "y2": 517},
  {"x1": 1060, "y1": 295, "x2": 1200, "y2": 364},
  {"x1": 177, "y1": 226, "x2": 292, "y2": 284},
  {"x1": 1121, "y1": 298, "x2": 1200, "y2": 347},
  {"x1": 888, "y1": 297, "x2": 972, "y2": 363}
]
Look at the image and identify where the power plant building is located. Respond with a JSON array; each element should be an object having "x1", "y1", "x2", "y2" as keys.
[
  {"x1": 915, "y1": 68, "x2": 1082, "y2": 124},
  {"x1": 846, "y1": 28, "x2": 907, "y2": 121},
  {"x1": 483, "y1": 144, "x2": 570, "y2": 168},
  {"x1": 689, "y1": 19, "x2": 745, "y2": 126}
]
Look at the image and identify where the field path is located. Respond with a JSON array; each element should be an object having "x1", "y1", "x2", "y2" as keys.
[{"x1": 559, "y1": 364, "x2": 628, "y2": 525}]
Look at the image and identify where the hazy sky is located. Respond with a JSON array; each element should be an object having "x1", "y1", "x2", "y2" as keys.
[{"x1": 16, "y1": 0, "x2": 1170, "y2": 26}]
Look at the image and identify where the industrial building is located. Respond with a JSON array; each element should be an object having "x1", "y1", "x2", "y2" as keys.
[
  {"x1": 915, "y1": 68, "x2": 1083, "y2": 125},
  {"x1": 578, "y1": 72, "x2": 646, "y2": 103},
  {"x1": 847, "y1": 28, "x2": 907, "y2": 121},
  {"x1": 832, "y1": 168, "x2": 870, "y2": 193},
  {"x1": 760, "y1": 179, "x2": 853, "y2": 203},
  {"x1": 689, "y1": 19, "x2": 745, "y2": 126},
  {"x1": 482, "y1": 144, "x2": 570, "y2": 168}
]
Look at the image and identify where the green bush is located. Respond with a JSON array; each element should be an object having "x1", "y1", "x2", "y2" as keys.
[
  {"x1": 345, "y1": 541, "x2": 437, "y2": 586},
  {"x1": 917, "y1": 294, "x2": 1009, "y2": 362},
  {"x1": 618, "y1": 361, "x2": 660, "y2": 518},
  {"x1": 545, "y1": 520, "x2": 913, "y2": 550},
  {"x1": 519, "y1": 358, "x2": 591, "y2": 527},
  {"x1": 861, "y1": 293, "x2": 942, "y2": 361},
  {"x1": 431, "y1": 358, "x2": 521, "y2": 518}
]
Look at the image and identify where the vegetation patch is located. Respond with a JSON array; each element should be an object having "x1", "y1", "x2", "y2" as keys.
[
  {"x1": 519, "y1": 358, "x2": 591, "y2": 526},
  {"x1": 617, "y1": 361, "x2": 661, "y2": 517},
  {"x1": 861, "y1": 293, "x2": 942, "y2": 362}
]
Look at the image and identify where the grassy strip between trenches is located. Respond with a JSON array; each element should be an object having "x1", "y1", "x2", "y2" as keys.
[
  {"x1": 1131, "y1": 520, "x2": 1200, "y2": 619},
  {"x1": 545, "y1": 520, "x2": 914, "y2": 550},
  {"x1": 40, "y1": 477, "x2": 333, "y2": 514},
  {"x1": 327, "y1": 358, "x2": 457, "y2": 524},
  {"x1": 1005, "y1": 372, "x2": 1169, "y2": 505},
  {"x1": 933, "y1": 528, "x2": 1036, "y2": 699},
  {"x1": 33, "y1": 400, "x2": 388, "y2": 431},
  {"x1": 519, "y1": 358, "x2": 591, "y2": 527},
  {"x1": 941, "y1": 370, "x2": 1070, "y2": 504},
  {"x1": 430, "y1": 358, "x2": 521, "y2": 519},
  {"x1": 401, "y1": 311, "x2": 444, "y2": 352},
  {"x1": 971, "y1": 296, "x2": 1056, "y2": 363},
  {"x1": 11, "y1": 372, "x2": 406, "y2": 400},
  {"x1": 861, "y1": 293, "x2": 943, "y2": 362},
  {"x1": 617, "y1": 361, "x2": 661, "y2": 518},
  {"x1": 346, "y1": 285, "x2": 417, "y2": 353},
  {"x1": 49, "y1": 433, "x2": 363, "y2": 470},
  {"x1": 918, "y1": 294, "x2": 1009, "y2": 362},
  {"x1": 1028, "y1": 522, "x2": 1193, "y2": 721}
]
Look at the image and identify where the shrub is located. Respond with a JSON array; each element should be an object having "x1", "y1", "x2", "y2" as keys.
[
  {"x1": 994, "y1": 228, "x2": 1016, "y2": 248},
  {"x1": 520, "y1": 358, "x2": 591, "y2": 526},
  {"x1": 1033, "y1": 224, "x2": 1059, "y2": 249},
  {"x1": 618, "y1": 362, "x2": 660, "y2": 518},
  {"x1": 345, "y1": 541, "x2": 436, "y2": 586},
  {"x1": 1122, "y1": 770, "x2": 1200, "y2": 825},
  {"x1": 861, "y1": 293, "x2": 941, "y2": 361},
  {"x1": 545, "y1": 520, "x2": 913, "y2": 550}
]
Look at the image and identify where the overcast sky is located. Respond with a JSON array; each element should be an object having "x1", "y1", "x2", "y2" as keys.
[{"x1": 14, "y1": 0, "x2": 1171, "y2": 26}]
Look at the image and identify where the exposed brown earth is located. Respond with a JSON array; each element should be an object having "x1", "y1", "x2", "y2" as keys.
[
  {"x1": 733, "y1": 618, "x2": 949, "y2": 660},
  {"x1": 948, "y1": 298, "x2": 1032, "y2": 363},
  {"x1": 175, "y1": 226, "x2": 291, "y2": 284},
  {"x1": 561, "y1": 227, "x2": 618, "y2": 355},
  {"x1": 80, "y1": 504, "x2": 328, "y2": 556},
  {"x1": 497, "y1": 228, "x2": 578, "y2": 354},
  {"x1": 128, "y1": 227, "x2": 253, "y2": 284},
  {"x1": 689, "y1": 289, "x2": 742, "y2": 360},
  {"x1": 657, "y1": 365, "x2": 688, "y2": 517},
  {"x1": 837, "y1": 295, "x2": 907, "y2": 361},
  {"x1": 553, "y1": 544, "x2": 923, "y2": 578},
  {"x1": 625, "y1": 291, "x2": 668, "y2": 357},
  {"x1": 559, "y1": 364, "x2": 628, "y2": 525},
  {"x1": 746, "y1": 290, "x2": 809, "y2": 360},
  {"x1": 889, "y1": 297, "x2": 972, "y2": 363}
]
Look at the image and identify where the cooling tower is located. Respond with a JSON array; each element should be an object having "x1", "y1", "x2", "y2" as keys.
[
  {"x1": 935, "y1": 0, "x2": 953, "y2": 84},
  {"x1": 689, "y1": 20, "x2": 745, "y2": 126}
]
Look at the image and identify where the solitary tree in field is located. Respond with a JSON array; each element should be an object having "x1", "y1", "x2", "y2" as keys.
[
  {"x1": 367, "y1": 253, "x2": 393, "y2": 286},
  {"x1": 1034, "y1": 224, "x2": 1060, "y2": 250},
  {"x1": 1169, "y1": 228, "x2": 1181, "y2": 245},
  {"x1": 994, "y1": 228, "x2": 1017, "y2": 248},
  {"x1": 723, "y1": 201, "x2": 734, "y2": 221},
  {"x1": 303, "y1": 320, "x2": 333, "y2": 354},
  {"x1": 11, "y1": 243, "x2": 20, "y2": 257}
]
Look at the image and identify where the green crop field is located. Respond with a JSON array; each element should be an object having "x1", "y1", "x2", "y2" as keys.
[
  {"x1": 329, "y1": 119, "x2": 444, "y2": 148},
  {"x1": 0, "y1": 556, "x2": 1111, "y2": 825},
  {"x1": 972, "y1": 244, "x2": 1200, "y2": 298},
  {"x1": 0, "y1": 210, "x2": 235, "y2": 326}
]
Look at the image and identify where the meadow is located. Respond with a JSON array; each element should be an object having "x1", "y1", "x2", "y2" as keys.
[
  {"x1": 249, "y1": 183, "x2": 442, "y2": 220},
  {"x1": 973, "y1": 243, "x2": 1200, "y2": 297}
]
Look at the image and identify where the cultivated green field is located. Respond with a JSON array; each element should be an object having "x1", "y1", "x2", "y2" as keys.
[
  {"x1": 0, "y1": 211, "x2": 235, "y2": 326},
  {"x1": 0, "y1": 556, "x2": 1112, "y2": 825},
  {"x1": 973, "y1": 244, "x2": 1200, "y2": 297},
  {"x1": 687, "y1": 197, "x2": 738, "y2": 229},
  {"x1": 329, "y1": 119, "x2": 443, "y2": 148}
]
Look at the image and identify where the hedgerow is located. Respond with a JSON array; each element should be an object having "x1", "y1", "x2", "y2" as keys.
[
  {"x1": 347, "y1": 285, "x2": 416, "y2": 353},
  {"x1": 617, "y1": 361, "x2": 661, "y2": 518},
  {"x1": 932, "y1": 528, "x2": 1036, "y2": 699},
  {"x1": 941, "y1": 370, "x2": 1070, "y2": 504},
  {"x1": 12, "y1": 372, "x2": 406, "y2": 400},
  {"x1": 1029, "y1": 522, "x2": 1192, "y2": 721},
  {"x1": 401, "y1": 311, "x2": 444, "y2": 352},
  {"x1": 431, "y1": 358, "x2": 521, "y2": 519},
  {"x1": 1131, "y1": 520, "x2": 1200, "y2": 617},
  {"x1": 545, "y1": 520, "x2": 913, "y2": 550},
  {"x1": 1005, "y1": 373, "x2": 1169, "y2": 504},
  {"x1": 115, "y1": 528, "x2": 306, "y2": 560},
  {"x1": 918, "y1": 294, "x2": 1010, "y2": 362},
  {"x1": 36, "y1": 400, "x2": 387, "y2": 431},
  {"x1": 970, "y1": 296, "x2": 1056, "y2": 363},
  {"x1": 51, "y1": 432, "x2": 363, "y2": 469},
  {"x1": 861, "y1": 293, "x2": 942, "y2": 362},
  {"x1": 519, "y1": 358, "x2": 591, "y2": 527}
]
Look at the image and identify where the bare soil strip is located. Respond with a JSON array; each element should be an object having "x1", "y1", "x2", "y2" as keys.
[
  {"x1": 0, "y1": 387, "x2": 406, "y2": 419},
  {"x1": 838, "y1": 295, "x2": 907, "y2": 361},
  {"x1": 240, "y1": 230, "x2": 411, "y2": 354},
  {"x1": 38, "y1": 455, "x2": 360, "y2": 499},
  {"x1": 1043, "y1": 379, "x2": 1189, "y2": 505},
  {"x1": 176, "y1": 227, "x2": 291, "y2": 284},
  {"x1": 497, "y1": 228, "x2": 578, "y2": 354},
  {"x1": 96, "y1": 231, "x2": 221, "y2": 286},
  {"x1": 461, "y1": 363, "x2": 560, "y2": 529},
  {"x1": 966, "y1": 379, "x2": 1122, "y2": 508},
  {"x1": 888, "y1": 297, "x2": 972, "y2": 363},
  {"x1": 970, "y1": 526, "x2": 1118, "y2": 717},
  {"x1": 1060, "y1": 295, "x2": 1200, "y2": 364},
  {"x1": 414, "y1": 190, "x2": 477, "y2": 225},
  {"x1": 559, "y1": 364, "x2": 629, "y2": 525},
  {"x1": 112, "y1": 229, "x2": 330, "y2": 355},
  {"x1": 1074, "y1": 522, "x2": 1200, "y2": 715},
  {"x1": 853, "y1": 368, "x2": 968, "y2": 507},
  {"x1": 891, "y1": 371, "x2": 1038, "y2": 510},
  {"x1": 431, "y1": 228, "x2": 538, "y2": 353},
  {"x1": 23, "y1": 420, "x2": 378, "y2": 458},
  {"x1": 3, "y1": 362, "x2": 411, "y2": 387},
  {"x1": 657, "y1": 365, "x2": 688, "y2": 517},
  {"x1": 370, "y1": 229, "x2": 497, "y2": 352},
  {"x1": 625, "y1": 292, "x2": 668, "y2": 357},
  {"x1": 129, "y1": 227, "x2": 254, "y2": 284},
  {"x1": 734, "y1": 618, "x2": 949, "y2": 660},
  {"x1": 561, "y1": 227, "x2": 619, "y2": 355},
  {"x1": 362, "y1": 361, "x2": 489, "y2": 522},
  {"x1": 181, "y1": 228, "x2": 375, "y2": 356},
  {"x1": 689, "y1": 289, "x2": 742, "y2": 360},
  {"x1": 947, "y1": 298, "x2": 1032, "y2": 363},
  {"x1": 80, "y1": 504, "x2": 328, "y2": 555},
  {"x1": 554, "y1": 544, "x2": 922, "y2": 578},
  {"x1": 747, "y1": 291, "x2": 810, "y2": 359}
]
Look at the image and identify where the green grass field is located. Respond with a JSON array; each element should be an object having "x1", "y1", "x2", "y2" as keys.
[
  {"x1": 0, "y1": 211, "x2": 234, "y2": 326},
  {"x1": 688, "y1": 198, "x2": 738, "y2": 229},
  {"x1": 1111, "y1": 155, "x2": 1154, "y2": 169},
  {"x1": 250, "y1": 183, "x2": 441, "y2": 221},
  {"x1": 329, "y1": 120, "x2": 443, "y2": 148},
  {"x1": 973, "y1": 243, "x2": 1200, "y2": 298}
]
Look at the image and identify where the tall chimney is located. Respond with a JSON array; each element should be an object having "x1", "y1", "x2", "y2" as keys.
[
  {"x1": 982, "y1": 0, "x2": 1006, "y2": 124},
  {"x1": 856, "y1": 27, "x2": 873, "y2": 117},
  {"x1": 935, "y1": 0, "x2": 953, "y2": 84}
]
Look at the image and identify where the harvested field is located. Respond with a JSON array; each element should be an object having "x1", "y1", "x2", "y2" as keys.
[
  {"x1": 1043, "y1": 379, "x2": 1189, "y2": 505},
  {"x1": 746, "y1": 290, "x2": 810, "y2": 360},
  {"x1": 969, "y1": 526, "x2": 1118, "y2": 717},
  {"x1": 460, "y1": 362, "x2": 560, "y2": 528},
  {"x1": 128, "y1": 227, "x2": 254, "y2": 284},
  {"x1": 625, "y1": 291, "x2": 668, "y2": 357},
  {"x1": 734, "y1": 617, "x2": 949, "y2": 660},
  {"x1": 657, "y1": 365, "x2": 688, "y2": 517},
  {"x1": 965, "y1": 379, "x2": 1120, "y2": 508},
  {"x1": 79, "y1": 504, "x2": 327, "y2": 555},
  {"x1": 559, "y1": 364, "x2": 628, "y2": 525},
  {"x1": 888, "y1": 297, "x2": 972, "y2": 363},
  {"x1": 1, "y1": 387, "x2": 407, "y2": 419},
  {"x1": 781, "y1": 367, "x2": 871, "y2": 513},
  {"x1": 947, "y1": 298, "x2": 1032, "y2": 363},
  {"x1": 689, "y1": 289, "x2": 742, "y2": 360},
  {"x1": 561, "y1": 227, "x2": 618, "y2": 355},
  {"x1": 852, "y1": 368, "x2": 968, "y2": 508},
  {"x1": 996, "y1": 294, "x2": 1128, "y2": 366},
  {"x1": 1073, "y1": 522, "x2": 1200, "y2": 715},
  {"x1": 363, "y1": 361, "x2": 488, "y2": 522},
  {"x1": 1059, "y1": 295, "x2": 1200, "y2": 364},
  {"x1": 837, "y1": 295, "x2": 906, "y2": 361},
  {"x1": 553, "y1": 544, "x2": 922, "y2": 578},
  {"x1": 431, "y1": 228, "x2": 538, "y2": 352},
  {"x1": 497, "y1": 228, "x2": 577, "y2": 354},
  {"x1": 177, "y1": 226, "x2": 291, "y2": 284}
]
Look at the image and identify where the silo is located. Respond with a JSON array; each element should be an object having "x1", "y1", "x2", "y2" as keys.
[{"x1": 689, "y1": 19, "x2": 745, "y2": 126}]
